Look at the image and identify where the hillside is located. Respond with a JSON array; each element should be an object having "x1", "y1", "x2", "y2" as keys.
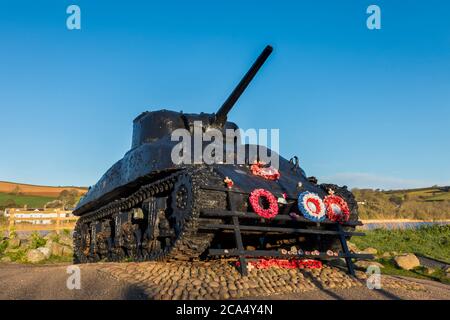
[
  {"x1": 0, "y1": 181, "x2": 87, "y2": 209},
  {"x1": 353, "y1": 186, "x2": 450, "y2": 220},
  {"x1": 0, "y1": 193, "x2": 57, "y2": 209},
  {"x1": 0, "y1": 181, "x2": 87, "y2": 197}
]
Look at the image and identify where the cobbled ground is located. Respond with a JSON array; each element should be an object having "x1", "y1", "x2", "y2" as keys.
[{"x1": 97, "y1": 260, "x2": 425, "y2": 300}]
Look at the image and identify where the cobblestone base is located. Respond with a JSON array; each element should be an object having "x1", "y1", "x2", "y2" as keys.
[{"x1": 96, "y1": 261, "x2": 424, "y2": 300}]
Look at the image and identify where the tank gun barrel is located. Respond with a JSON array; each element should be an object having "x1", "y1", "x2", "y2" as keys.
[{"x1": 213, "y1": 45, "x2": 273, "y2": 126}]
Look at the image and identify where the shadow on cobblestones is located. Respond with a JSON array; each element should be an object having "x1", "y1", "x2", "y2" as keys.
[{"x1": 97, "y1": 260, "x2": 426, "y2": 300}]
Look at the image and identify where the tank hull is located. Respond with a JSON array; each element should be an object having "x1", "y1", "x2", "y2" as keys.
[{"x1": 73, "y1": 160, "x2": 358, "y2": 263}]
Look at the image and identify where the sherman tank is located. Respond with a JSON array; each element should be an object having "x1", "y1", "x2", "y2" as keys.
[{"x1": 73, "y1": 45, "x2": 359, "y2": 264}]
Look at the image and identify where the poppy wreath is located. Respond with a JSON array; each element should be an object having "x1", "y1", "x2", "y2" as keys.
[
  {"x1": 236, "y1": 259, "x2": 322, "y2": 270},
  {"x1": 324, "y1": 194, "x2": 350, "y2": 222},
  {"x1": 249, "y1": 188, "x2": 279, "y2": 219},
  {"x1": 250, "y1": 161, "x2": 281, "y2": 181},
  {"x1": 297, "y1": 192, "x2": 326, "y2": 222}
]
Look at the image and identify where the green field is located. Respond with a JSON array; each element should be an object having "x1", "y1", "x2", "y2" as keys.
[
  {"x1": 352, "y1": 225, "x2": 450, "y2": 263},
  {"x1": 0, "y1": 192, "x2": 56, "y2": 208},
  {"x1": 426, "y1": 193, "x2": 450, "y2": 201},
  {"x1": 386, "y1": 187, "x2": 450, "y2": 200},
  {"x1": 351, "y1": 225, "x2": 450, "y2": 284}
]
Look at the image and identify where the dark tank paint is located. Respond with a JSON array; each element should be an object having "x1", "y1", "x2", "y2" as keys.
[{"x1": 73, "y1": 45, "x2": 358, "y2": 263}]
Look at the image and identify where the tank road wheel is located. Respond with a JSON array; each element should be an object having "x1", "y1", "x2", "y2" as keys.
[
  {"x1": 96, "y1": 220, "x2": 112, "y2": 260},
  {"x1": 119, "y1": 222, "x2": 138, "y2": 259},
  {"x1": 110, "y1": 245, "x2": 126, "y2": 262},
  {"x1": 142, "y1": 173, "x2": 194, "y2": 260},
  {"x1": 170, "y1": 174, "x2": 193, "y2": 239},
  {"x1": 141, "y1": 197, "x2": 163, "y2": 260},
  {"x1": 87, "y1": 223, "x2": 100, "y2": 263},
  {"x1": 74, "y1": 218, "x2": 90, "y2": 264},
  {"x1": 110, "y1": 212, "x2": 128, "y2": 261}
]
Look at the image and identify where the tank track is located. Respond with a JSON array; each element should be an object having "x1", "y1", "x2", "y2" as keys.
[{"x1": 74, "y1": 167, "x2": 227, "y2": 263}]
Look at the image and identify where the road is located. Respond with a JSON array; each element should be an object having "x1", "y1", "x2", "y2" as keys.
[
  {"x1": 0, "y1": 262, "x2": 448, "y2": 300},
  {"x1": 0, "y1": 263, "x2": 147, "y2": 300}
]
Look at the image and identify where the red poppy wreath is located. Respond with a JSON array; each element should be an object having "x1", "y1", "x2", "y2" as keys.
[
  {"x1": 250, "y1": 161, "x2": 280, "y2": 181},
  {"x1": 249, "y1": 188, "x2": 279, "y2": 219},
  {"x1": 324, "y1": 195, "x2": 350, "y2": 223}
]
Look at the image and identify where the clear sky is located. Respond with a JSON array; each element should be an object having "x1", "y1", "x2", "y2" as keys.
[{"x1": 0, "y1": 0, "x2": 449, "y2": 190}]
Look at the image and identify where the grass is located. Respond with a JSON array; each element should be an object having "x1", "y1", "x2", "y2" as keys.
[
  {"x1": 352, "y1": 225, "x2": 450, "y2": 263},
  {"x1": 37, "y1": 255, "x2": 73, "y2": 264},
  {"x1": 385, "y1": 187, "x2": 448, "y2": 198},
  {"x1": 351, "y1": 225, "x2": 450, "y2": 284},
  {"x1": 0, "y1": 192, "x2": 56, "y2": 208},
  {"x1": 0, "y1": 240, "x2": 8, "y2": 255},
  {"x1": 426, "y1": 193, "x2": 450, "y2": 201},
  {"x1": 377, "y1": 258, "x2": 450, "y2": 285},
  {"x1": 1, "y1": 249, "x2": 72, "y2": 264},
  {"x1": 0, "y1": 215, "x2": 7, "y2": 235},
  {"x1": 0, "y1": 231, "x2": 73, "y2": 264},
  {"x1": 3, "y1": 248, "x2": 27, "y2": 263}
]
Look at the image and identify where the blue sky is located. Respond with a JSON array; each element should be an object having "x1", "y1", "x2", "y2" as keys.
[{"x1": 0, "y1": 0, "x2": 449, "y2": 190}]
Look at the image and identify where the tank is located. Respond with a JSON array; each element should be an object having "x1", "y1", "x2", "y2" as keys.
[{"x1": 73, "y1": 45, "x2": 359, "y2": 263}]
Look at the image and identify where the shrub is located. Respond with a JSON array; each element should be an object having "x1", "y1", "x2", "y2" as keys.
[
  {"x1": 6, "y1": 248, "x2": 27, "y2": 262},
  {"x1": 0, "y1": 240, "x2": 8, "y2": 255},
  {"x1": 29, "y1": 232, "x2": 46, "y2": 249},
  {"x1": 9, "y1": 228, "x2": 17, "y2": 239}
]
